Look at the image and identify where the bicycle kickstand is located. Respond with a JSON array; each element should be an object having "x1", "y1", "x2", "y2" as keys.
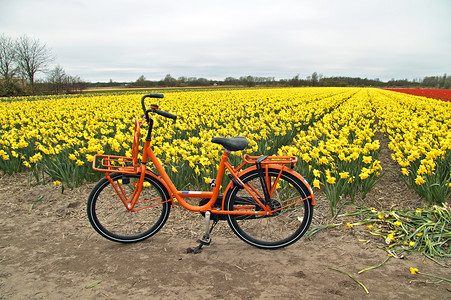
[{"x1": 188, "y1": 211, "x2": 218, "y2": 254}]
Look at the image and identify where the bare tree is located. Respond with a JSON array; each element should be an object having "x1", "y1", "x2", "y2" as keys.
[
  {"x1": 15, "y1": 35, "x2": 53, "y2": 90},
  {"x1": 39, "y1": 65, "x2": 87, "y2": 94},
  {"x1": 47, "y1": 65, "x2": 66, "y2": 94},
  {"x1": 0, "y1": 34, "x2": 17, "y2": 80}
]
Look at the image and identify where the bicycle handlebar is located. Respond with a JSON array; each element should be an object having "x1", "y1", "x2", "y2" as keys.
[
  {"x1": 141, "y1": 93, "x2": 177, "y2": 122},
  {"x1": 152, "y1": 108, "x2": 177, "y2": 121},
  {"x1": 141, "y1": 94, "x2": 164, "y2": 114}
]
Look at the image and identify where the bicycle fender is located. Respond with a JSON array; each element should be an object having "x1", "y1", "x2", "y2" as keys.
[
  {"x1": 144, "y1": 169, "x2": 175, "y2": 207},
  {"x1": 223, "y1": 164, "x2": 315, "y2": 205}
]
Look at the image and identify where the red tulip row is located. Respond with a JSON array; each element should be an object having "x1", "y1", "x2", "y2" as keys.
[{"x1": 383, "y1": 88, "x2": 451, "y2": 101}]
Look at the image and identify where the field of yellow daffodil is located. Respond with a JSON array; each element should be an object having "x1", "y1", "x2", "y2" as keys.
[{"x1": 0, "y1": 87, "x2": 450, "y2": 213}]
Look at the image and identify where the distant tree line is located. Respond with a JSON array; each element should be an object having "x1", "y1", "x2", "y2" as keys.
[
  {"x1": 0, "y1": 34, "x2": 87, "y2": 96},
  {"x1": 124, "y1": 72, "x2": 451, "y2": 89},
  {"x1": 125, "y1": 74, "x2": 278, "y2": 88},
  {"x1": 41, "y1": 72, "x2": 451, "y2": 92}
]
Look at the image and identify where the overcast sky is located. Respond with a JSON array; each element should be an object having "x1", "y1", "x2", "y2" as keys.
[{"x1": 1, "y1": 0, "x2": 450, "y2": 82}]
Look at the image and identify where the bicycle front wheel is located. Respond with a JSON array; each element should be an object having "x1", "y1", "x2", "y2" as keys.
[
  {"x1": 225, "y1": 168, "x2": 313, "y2": 249},
  {"x1": 87, "y1": 172, "x2": 171, "y2": 243}
]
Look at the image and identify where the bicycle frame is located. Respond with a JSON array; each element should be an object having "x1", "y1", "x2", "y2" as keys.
[
  {"x1": 138, "y1": 143, "x2": 314, "y2": 215},
  {"x1": 96, "y1": 118, "x2": 314, "y2": 218},
  {"x1": 89, "y1": 94, "x2": 315, "y2": 250}
]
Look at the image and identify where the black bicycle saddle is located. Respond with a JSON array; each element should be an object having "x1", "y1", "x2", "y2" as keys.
[{"x1": 211, "y1": 136, "x2": 249, "y2": 151}]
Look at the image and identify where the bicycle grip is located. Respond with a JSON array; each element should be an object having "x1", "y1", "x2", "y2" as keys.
[
  {"x1": 145, "y1": 93, "x2": 164, "y2": 98},
  {"x1": 154, "y1": 109, "x2": 177, "y2": 121}
]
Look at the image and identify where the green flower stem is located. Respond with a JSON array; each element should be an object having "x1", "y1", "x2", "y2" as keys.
[
  {"x1": 328, "y1": 267, "x2": 369, "y2": 294},
  {"x1": 418, "y1": 272, "x2": 451, "y2": 283},
  {"x1": 358, "y1": 257, "x2": 391, "y2": 274}
]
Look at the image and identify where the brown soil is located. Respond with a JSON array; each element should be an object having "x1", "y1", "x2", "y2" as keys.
[{"x1": 1, "y1": 134, "x2": 450, "y2": 299}]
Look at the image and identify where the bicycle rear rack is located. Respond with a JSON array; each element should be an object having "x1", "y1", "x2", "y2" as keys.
[{"x1": 243, "y1": 154, "x2": 297, "y2": 169}]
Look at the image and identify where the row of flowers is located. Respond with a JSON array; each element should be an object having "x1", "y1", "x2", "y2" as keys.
[
  {"x1": 375, "y1": 89, "x2": 451, "y2": 205},
  {"x1": 278, "y1": 89, "x2": 383, "y2": 216},
  {"x1": 0, "y1": 87, "x2": 449, "y2": 209},
  {"x1": 0, "y1": 88, "x2": 352, "y2": 189}
]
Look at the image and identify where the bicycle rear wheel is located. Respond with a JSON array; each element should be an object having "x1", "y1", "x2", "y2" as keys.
[
  {"x1": 225, "y1": 168, "x2": 313, "y2": 249},
  {"x1": 87, "y1": 172, "x2": 171, "y2": 243}
]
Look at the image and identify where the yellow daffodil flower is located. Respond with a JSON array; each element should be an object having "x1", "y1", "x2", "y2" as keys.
[
  {"x1": 326, "y1": 176, "x2": 336, "y2": 184},
  {"x1": 414, "y1": 175, "x2": 425, "y2": 185},
  {"x1": 313, "y1": 179, "x2": 320, "y2": 189},
  {"x1": 339, "y1": 172, "x2": 349, "y2": 179}
]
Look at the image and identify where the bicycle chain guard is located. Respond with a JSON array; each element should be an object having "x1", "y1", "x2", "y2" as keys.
[{"x1": 199, "y1": 196, "x2": 227, "y2": 220}]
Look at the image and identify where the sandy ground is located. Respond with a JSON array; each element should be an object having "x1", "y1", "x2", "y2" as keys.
[
  {"x1": 0, "y1": 134, "x2": 450, "y2": 299},
  {"x1": 0, "y1": 177, "x2": 450, "y2": 299}
]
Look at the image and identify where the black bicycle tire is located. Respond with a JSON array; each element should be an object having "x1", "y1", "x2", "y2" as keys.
[
  {"x1": 225, "y1": 168, "x2": 313, "y2": 249},
  {"x1": 87, "y1": 172, "x2": 171, "y2": 243}
]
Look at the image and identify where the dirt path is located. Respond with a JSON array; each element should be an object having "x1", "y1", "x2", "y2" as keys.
[{"x1": 0, "y1": 168, "x2": 450, "y2": 299}]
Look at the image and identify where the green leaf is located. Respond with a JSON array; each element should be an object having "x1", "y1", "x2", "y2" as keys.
[
  {"x1": 30, "y1": 195, "x2": 44, "y2": 210},
  {"x1": 85, "y1": 280, "x2": 101, "y2": 289}
]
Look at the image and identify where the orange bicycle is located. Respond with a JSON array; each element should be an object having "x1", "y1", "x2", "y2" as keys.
[{"x1": 87, "y1": 94, "x2": 314, "y2": 251}]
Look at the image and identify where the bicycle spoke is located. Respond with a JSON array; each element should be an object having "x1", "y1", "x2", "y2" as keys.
[
  {"x1": 87, "y1": 173, "x2": 170, "y2": 243},
  {"x1": 226, "y1": 168, "x2": 313, "y2": 249}
]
